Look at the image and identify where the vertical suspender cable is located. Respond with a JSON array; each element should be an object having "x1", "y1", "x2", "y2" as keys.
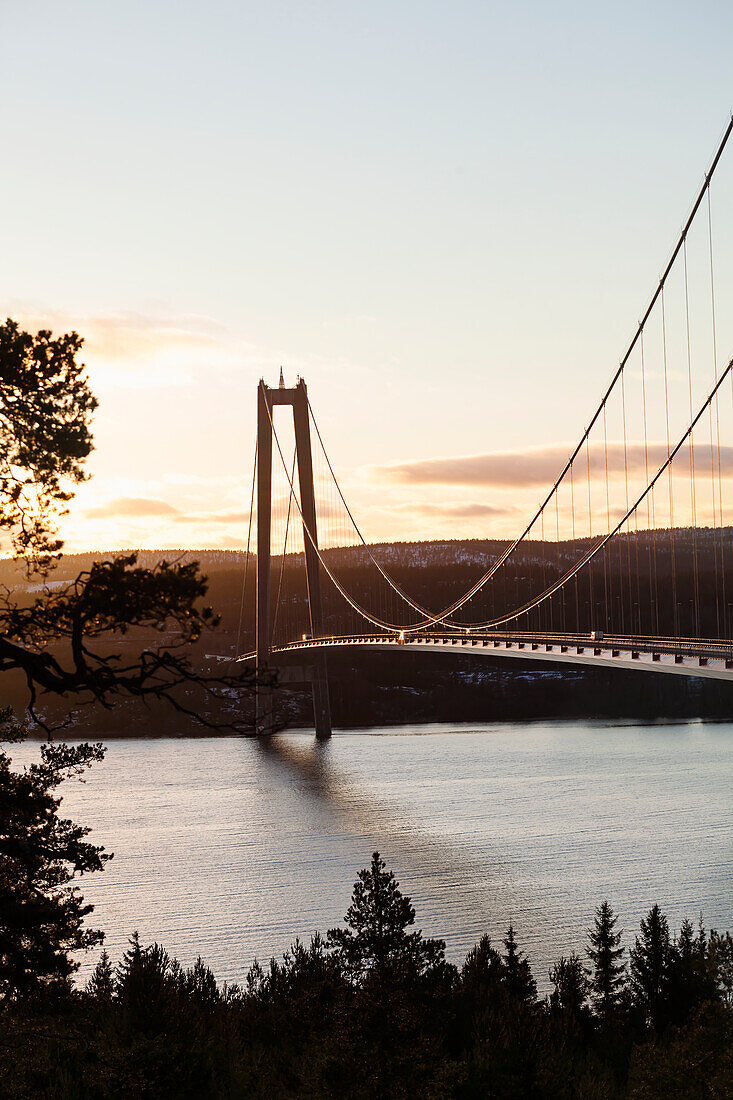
[
  {"x1": 602, "y1": 404, "x2": 611, "y2": 629},
  {"x1": 236, "y1": 439, "x2": 258, "y2": 658},
  {"x1": 641, "y1": 331, "x2": 659, "y2": 635},
  {"x1": 621, "y1": 371, "x2": 633, "y2": 631},
  {"x1": 708, "y1": 187, "x2": 727, "y2": 636},
  {"x1": 271, "y1": 446, "x2": 298, "y2": 642},
  {"x1": 586, "y1": 439, "x2": 595, "y2": 625},
  {"x1": 570, "y1": 460, "x2": 580, "y2": 629},
  {"x1": 684, "y1": 240, "x2": 701, "y2": 637},
  {"x1": 661, "y1": 288, "x2": 679, "y2": 636}
]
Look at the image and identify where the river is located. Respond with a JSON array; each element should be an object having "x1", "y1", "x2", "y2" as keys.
[{"x1": 12, "y1": 719, "x2": 733, "y2": 989}]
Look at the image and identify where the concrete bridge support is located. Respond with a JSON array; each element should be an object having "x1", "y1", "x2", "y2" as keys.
[{"x1": 255, "y1": 377, "x2": 332, "y2": 738}]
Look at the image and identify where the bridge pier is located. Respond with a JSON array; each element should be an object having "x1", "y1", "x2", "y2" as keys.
[
  {"x1": 310, "y1": 653, "x2": 331, "y2": 739},
  {"x1": 255, "y1": 376, "x2": 332, "y2": 739}
]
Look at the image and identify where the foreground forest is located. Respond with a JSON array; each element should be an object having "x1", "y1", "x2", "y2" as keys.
[{"x1": 2, "y1": 851, "x2": 731, "y2": 1099}]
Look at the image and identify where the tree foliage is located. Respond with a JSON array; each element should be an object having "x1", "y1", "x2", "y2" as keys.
[
  {"x1": 0, "y1": 320, "x2": 97, "y2": 571},
  {"x1": 0, "y1": 319, "x2": 255, "y2": 727},
  {"x1": 629, "y1": 903, "x2": 671, "y2": 1031},
  {"x1": 586, "y1": 900, "x2": 626, "y2": 1024},
  {"x1": 503, "y1": 922, "x2": 537, "y2": 1006},
  {"x1": 326, "y1": 851, "x2": 448, "y2": 985},
  {"x1": 549, "y1": 953, "x2": 590, "y2": 1026},
  {"x1": 0, "y1": 710, "x2": 109, "y2": 1003}
]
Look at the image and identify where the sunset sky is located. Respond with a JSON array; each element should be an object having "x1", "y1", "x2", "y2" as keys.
[{"x1": 2, "y1": 2, "x2": 733, "y2": 551}]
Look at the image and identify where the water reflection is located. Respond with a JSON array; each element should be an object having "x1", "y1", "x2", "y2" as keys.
[
  {"x1": 10, "y1": 721, "x2": 732, "y2": 990},
  {"x1": 254, "y1": 732, "x2": 526, "y2": 950}
]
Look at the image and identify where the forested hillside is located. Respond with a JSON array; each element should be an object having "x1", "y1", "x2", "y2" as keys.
[{"x1": 6, "y1": 533, "x2": 733, "y2": 733}]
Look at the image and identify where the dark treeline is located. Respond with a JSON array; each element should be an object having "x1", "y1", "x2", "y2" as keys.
[
  {"x1": 9, "y1": 531, "x2": 730, "y2": 647},
  {"x1": 3, "y1": 853, "x2": 731, "y2": 1099}
]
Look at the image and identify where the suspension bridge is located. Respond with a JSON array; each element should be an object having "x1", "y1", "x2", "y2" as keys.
[{"x1": 236, "y1": 116, "x2": 733, "y2": 737}]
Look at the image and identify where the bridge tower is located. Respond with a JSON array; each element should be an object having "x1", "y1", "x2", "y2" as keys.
[{"x1": 256, "y1": 377, "x2": 332, "y2": 738}]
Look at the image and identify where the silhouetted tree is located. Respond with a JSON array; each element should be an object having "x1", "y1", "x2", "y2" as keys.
[
  {"x1": 86, "y1": 948, "x2": 115, "y2": 1004},
  {"x1": 327, "y1": 853, "x2": 457, "y2": 1097},
  {"x1": 459, "y1": 933, "x2": 505, "y2": 1011},
  {"x1": 0, "y1": 710, "x2": 110, "y2": 1002},
  {"x1": 0, "y1": 318, "x2": 255, "y2": 726},
  {"x1": 708, "y1": 929, "x2": 733, "y2": 1006},
  {"x1": 503, "y1": 923, "x2": 537, "y2": 1005},
  {"x1": 630, "y1": 904, "x2": 671, "y2": 1031},
  {"x1": 665, "y1": 919, "x2": 718, "y2": 1027},
  {"x1": 0, "y1": 319, "x2": 96, "y2": 570},
  {"x1": 549, "y1": 953, "x2": 591, "y2": 1030},
  {"x1": 327, "y1": 851, "x2": 448, "y2": 984},
  {"x1": 586, "y1": 900, "x2": 626, "y2": 1025}
]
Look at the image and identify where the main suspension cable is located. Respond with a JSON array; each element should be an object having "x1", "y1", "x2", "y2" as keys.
[
  {"x1": 303, "y1": 115, "x2": 733, "y2": 633},
  {"x1": 266, "y1": 359, "x2": 733, "y2": 635}
]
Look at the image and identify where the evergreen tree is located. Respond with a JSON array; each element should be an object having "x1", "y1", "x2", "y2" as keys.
[
  {"x1": 665, "y1": 918, "x2": 712, "y2": 1025},
  {"x1": 586, "y1": 900, "x2": 626, "y2": 1024},
  {"x1": 458, "y1": 934, "x2": 506, "y2": 1045},
  {"x1": 86, "y1": 949, "x2": 115, "y2": 1003},
  {"x1": 327, "y1": 851, "x2": 447, "y2": 983},
  {"x1": 327, "y1": 854, "x2": 456, "y2": 1097},
  {"x1": 502, "y1": 923, "x2": 537, "y2": 1005},
  {"x1": 630, "y1": 903, "x2": 671, "y2": 1031},
  {"x1": 708, "y1": 929, "x2": 733, "y2": 1006},
  {"x1": 0, "y1": 713, "x2": 109, "y2": 1003},
  {"x1": 549, "y1": 953, "x2": 589, "y2": 1019},
  {"x1": 115, "y1": 933, "x2": 178, "y2": 1035},
  {"x1": 460, "y1": 934, "x2": 504, "y2": 1007}
]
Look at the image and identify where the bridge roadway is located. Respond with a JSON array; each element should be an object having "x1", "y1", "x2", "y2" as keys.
[{"x1": 247, "y1": 630, "x2": 733, "y2": 683}]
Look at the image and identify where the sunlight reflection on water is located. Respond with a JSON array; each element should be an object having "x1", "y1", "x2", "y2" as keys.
[{"x1": 13, "y1": 720, "x2": 733, "y2": 989}]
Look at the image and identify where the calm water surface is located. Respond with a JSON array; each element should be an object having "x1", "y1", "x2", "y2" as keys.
[{"x1": 15, "y1": 720, "x2": 733, "y2": 987}]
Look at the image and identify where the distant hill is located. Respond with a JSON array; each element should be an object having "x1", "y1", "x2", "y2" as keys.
[{"x1": 2, "y1": 528, "x2": 729, "y2": 585}]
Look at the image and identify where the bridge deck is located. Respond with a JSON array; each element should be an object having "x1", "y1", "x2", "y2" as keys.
[{"x1": 237, "y1": 632, "x2": 733, "y2": 683}]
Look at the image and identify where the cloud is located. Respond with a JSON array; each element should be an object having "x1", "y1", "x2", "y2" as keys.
[
  {"x1": 0, "y1": 303, "x2": 253, "y2": 390},
  {"x1": 84, "y1": 497, "x2": 181, "y2": 519},
  {"x1": 402, "y1": 502, "x2": 516, "y2": 520},
  {"x1": 2, "y1": 302, "x2": 365, "y2": 393},
  {"x1": 375, "y1": 442, "x2": 733, "y2": 489}
]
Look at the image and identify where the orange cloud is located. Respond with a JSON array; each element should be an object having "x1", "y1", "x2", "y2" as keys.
[
  {"x1": 404, "y1": 502, "x2": 516, "y2": 520},
  {"x1": 376, "y1": 443, "x2": 733, "y2": 489}
]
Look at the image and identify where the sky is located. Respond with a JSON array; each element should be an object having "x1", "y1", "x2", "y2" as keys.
[{"x1": 2, "y1": 1, "x2": 733, "y2": 551}]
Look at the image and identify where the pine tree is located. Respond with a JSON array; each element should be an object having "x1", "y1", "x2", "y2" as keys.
[
  {"x1": 327, "y1": 852, "x2": 447, "y2": 983},
  {"x1": 629, "y1": 903, "x2": 671, "y2": 1031},
  {"x1": 502, "y1": 924, "x2": 537, "y2": 1005},
  {"x1": 549, "y1": 953, "x2": 589, "y2": 1019},
  {"x1": 86, "y1": 949, "x2": 115, "y2": 1003},
  {"x1": 708, "y1": 930, "x2": 733, "y2": 1006},
  {"x1": 0, "y1": 715, "x2": 110, "y2": 1003},
  {"x1": 665, "y1": 918, "x2": 715, "y2": 1025},
  {"x1": 461, "y1": 935, "x2": 504, "y2": 1000},
  {"x1": 0, "y1": 318, "x2": 250, "y2": 727},
  {"x1": 586, "y1": 901, "x2": 626, "y2": 1024}
]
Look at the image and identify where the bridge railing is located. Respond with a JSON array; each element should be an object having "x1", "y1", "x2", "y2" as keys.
[{"x1": 275, "y1": 629, "x2": 733, "y2": 662}]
